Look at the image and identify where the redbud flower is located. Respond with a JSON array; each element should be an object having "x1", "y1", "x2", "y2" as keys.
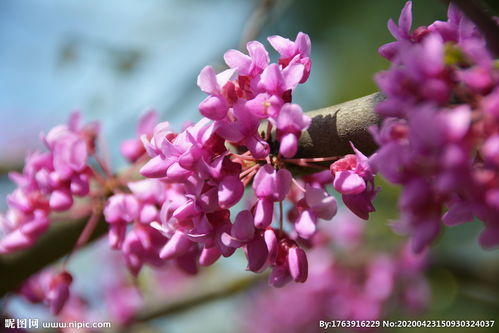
[
  {"x1": 330, "y1": 143, "x2": 377, "y2": 220},
  {"x1": 374, "y1": 0, "x2": 499, "y2": 251},
  {"x1": 224, "y1": 41, "x2": 269, "y2": 77},
  {"x1": 124, "y1": 32, "x2": 322, "y2": 286},
  {"x1": 293, "y1": 184, "x2": 337, "y2": 239},
  {"x1": 46, "y1": 271, "x2": 73, "y2": 315},
  {"x1": 120, "y1": 110, "x2": 158, "y2": 162},
  {"x1": 273, "y1": 103, "x2": 311, "y2": 158},
  {"x1": 268, "y1": 32, "x2": 312, "y2": 83},
  {"x1": 1, "y1": 113, "x2": 97, "y2": 254}
]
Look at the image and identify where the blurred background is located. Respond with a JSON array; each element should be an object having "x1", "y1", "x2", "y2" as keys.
[{"x1": 1, "y1": 0, "x2": 498, "y2": 332}]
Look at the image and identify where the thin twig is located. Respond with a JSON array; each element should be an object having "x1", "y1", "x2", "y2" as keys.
[
  {"x1": 285, "y1": 159, "x2": 328, "y2": 170},
  {"x1": 62, "y1": 207, "x2": 101, "y2": 269},
  {"x1": 133, "y1": 274, "x2": 264, "y2": 323}
]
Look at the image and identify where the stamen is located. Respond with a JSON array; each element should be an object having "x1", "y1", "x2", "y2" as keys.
[
  {"x1": 242, "y1": 169, "x2": 258, "y2": 186},
  {"x1": 240, "y1": 164, "x2": 260, "y2": 179}
]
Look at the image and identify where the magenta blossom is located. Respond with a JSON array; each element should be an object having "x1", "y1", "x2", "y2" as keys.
[
  {"x1": 272, "y1": 103, "x2": 311, "y2": 158},
  {"x1": 0, "y1": 113, "x2": 98, "y2": 254},
  {"x1": 19, "y1": 270, "x2": 73, "y2": 315},
  {"x1": 121, "y1": 110, "x2": 158, "y2": 163},
  {"x1": 268, "y1": 32, "x2": 312, "y2": 83},
  {"x1": 104, "y1": 179, "x2": 168, "y2": 275},
  {"x1": 330, "y1": 143, "x2": 378, "y2": 220},
  {"x1": 373, "y1": 1, "x2": 499, "y2": 251}
]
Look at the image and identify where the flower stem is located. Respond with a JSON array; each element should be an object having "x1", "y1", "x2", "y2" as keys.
[
  {"x1": 285, "y1": 159, "x2": 328, "y2": 170},
  {"x1": 285, "y1": 156, "x2": 340, "y2": 163},
  {"x1": 94, "y1": 154, "x2": 112, "y2": 178},
  {"x1": 62, "y1": 206, "x2": 101, "y2": 269}
]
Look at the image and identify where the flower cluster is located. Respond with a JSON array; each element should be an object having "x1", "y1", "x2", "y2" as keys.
[
  {"x1": 128, "y1": 32, "x2": 375, "y2": 287},
  {"x1": 2, "y1": 32, "x2": 382, "y2": 321},
  {"x1": 197, "y1": 32, "x2": 312, "y2": 158},
  {"x1": 103, "y1": 178, "x2": 168, "y2": 275},
  {"x1": 103, "y1": 112, "x2": 170, "y2": 276},
  {"x1": 373, "y1": 1, "x2": 499, "y2": 252},
  {"x1": 0, "y1": 113, "x2": 98, "y2": 253},
  {"x1": 240, "y1": 213, "x2": 429, "y2": 333}
]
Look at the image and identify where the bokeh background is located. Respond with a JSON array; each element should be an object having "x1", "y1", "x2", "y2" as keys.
[{"x1": 1, "y1": 0, "x2": 498, "y2": 332}]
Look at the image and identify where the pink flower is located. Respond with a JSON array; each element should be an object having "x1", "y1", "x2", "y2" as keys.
[
  {"x1": 258, "y1": 63, "x2": 304, "y2": 96},
  {"x1": 224, "y1": 41, "x2": 269, "y2": 77},
  {"x1": 293, "y1": 184, "x2": 337, "y2": 239},
  {"x1": 104, "y1": 179, "x2": 169, "y2": 274},
  {"x1": 104, "y1": 194, "x2": 139, "y2": 225},
  {"x1": 46, "y1": 271, "x2": 73, "y2": 315},
  {"x1": 197, "y1": 66, "x2": 234, "y2": 120},
  {"x1": 221, "y1": 210, "x2": 255, "y2": 248},
  {"x1": 287, "y1": 246, "x2": 308, "y2": 283},
  {"x1": 1, "y1": 113, "x2": 96, "y2": 254},
  {"x1": 268, "y1": 32, "x2": 312, "y2": 83},
  {"x1": 159, "y1": 230, "x2": 193, "y2": 260},
  {"x1": 378, "y1": 1, "x2": 414, "y2": 60},
  {"x1": 251, "y1": 165, "x2": 292, "y2": 228},
  {"x1": 273, "y1": 103, "x2": 311, "y2": 158},
  {"x1": 253, "y1": 165, "x2": 292, "y2": 202},
  {"x1": 18, "y1": 269, "x2": 79, "y2": 316},
  {"x1": 121, "y1": 110, "x2": 158, "y2": 162},
  {"x1": 374, "y1": 0, "x2": 499, "y2": 251},
  {"x1": 331, "y1": 143, "x2": 377, "y2": 220},
  {"x1": 268, "y1": 242, "x2": 308, "y2": 287}
]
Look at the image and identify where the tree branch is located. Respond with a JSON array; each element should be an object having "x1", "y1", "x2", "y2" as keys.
[
  {"x1": 0, "y1": 163, "x2": 23, "y2": 176},
  {"x1": 132, "y1": 274, "x2": 264, "y2": 325},
  {"x1": 0, "y1": 213, "x2": 108, "y2": 298},
  {"x1": 126, "y1": 256, "x2": 498, "y2": 326},
  {"x1": 297, "y1": 92, "x2": 383, "y2": 158}
]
